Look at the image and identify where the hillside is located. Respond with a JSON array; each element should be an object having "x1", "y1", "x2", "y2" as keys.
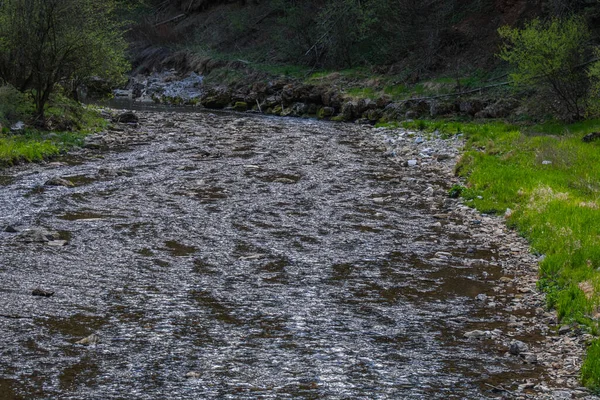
[{"x1": 128, "y1": 0, "x2": 598, "y2": 76}]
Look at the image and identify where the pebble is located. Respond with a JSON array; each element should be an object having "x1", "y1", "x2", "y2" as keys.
[
  {"x1": 76, "y1": 333, "x2": 99, "y2": 345},
  {"x1": 47, "y1": 240, "x2": 68, "y2": 247},
  {"x1": 475, "y1": 293, "x2": 487, "y2": 302},
  {"x1": 464, "y1": 330, "x2": 491, "y2": 339},
  {"x1": 521, "y1": 353, "x2": 538, "y2": 364},
  {"x1": 558, "y1": 325, "x2": 571, "y2": 335}
]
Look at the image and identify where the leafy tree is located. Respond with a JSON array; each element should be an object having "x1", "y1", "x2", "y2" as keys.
[
  {"x1": 0, "y1": 0, "x2": 129, "y2": 122},
  {"x1": 498, "y1": 17, "x2": 592, "y2": 121},
  {"x1": 587, "y1": 49, "x2": 600, "y2": 117}
]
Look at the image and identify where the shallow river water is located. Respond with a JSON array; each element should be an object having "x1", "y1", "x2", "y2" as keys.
[{"x1": 0, "y1": 111, "x2": 563, "y2": 399}]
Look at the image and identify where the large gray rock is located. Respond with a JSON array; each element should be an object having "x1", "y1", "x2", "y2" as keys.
[
  {"x1": 18, "y1": 227, "x2": 60, "y2": 243},
  {"x1": 509, "y1": 340, "x2": 529, "y2": 355}
]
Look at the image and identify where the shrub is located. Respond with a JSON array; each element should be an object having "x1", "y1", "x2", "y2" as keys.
[
  {"x1": 0, "y1": 85, "x2": 34, "y2": 126},
  {"x1": 498, "y1": 17, "x2": 592, "y2": 121}
]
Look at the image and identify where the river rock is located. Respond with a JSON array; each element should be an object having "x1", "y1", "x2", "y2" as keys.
[
  {"x1": 509, "y1": 340, "x2": 529, "y2": 355},
  {"x1": 4, "y1": 225, "x2": 20, "y2": 233},
  {"x1": 113, "y1": 111, "x2": 139, "y2": 124},
  {"x1": 582, "y1": 132, "x2": 600, "y2": 143},
  {"x1": 18, "y1": 228, "x2": 60, "y2": 243},
  {"x1": 521, "y1": 353, "x2": 538, "y2": 364},
  {"x1": 32, "y1": 288, "x2": 54, "y2": 297},
  {"x1": 464, "y1": 330, "x2": 490, "y2": 339},
  {"x1": 44, "y1": 177, "x2": 75, "y2": 187},
  {"x1": 201, "y1": 89, "x2": 231, "y2": 109},
  {"x1": 47, "y1": 240, "x2": 68, "y2": 247},
  {"x1": 76, "y1": 333, "x2": 99, "y2": 345},
  {"x1": 558, "y1": 325, "x2": 570, "y2": 335}
]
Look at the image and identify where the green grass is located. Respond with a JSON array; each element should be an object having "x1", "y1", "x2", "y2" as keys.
[
  {"x1": 346, "y1": 87, "x2": 377, "y2": 99},
  {"x1": 0, "y1": 88, "x2": 106, "y2": 167},
  {"x1": 401, "y1": 117, "x2": 600, "y2": 389},
  {"x1": 248, "y1": 63, "x2": 311, "y2": 78},
  {"x1": 583, "y1": 339, "x2": 600, "y2": 390},
  {"x1": 0, "y1": 130, "x2": 86, "y2": 165}
]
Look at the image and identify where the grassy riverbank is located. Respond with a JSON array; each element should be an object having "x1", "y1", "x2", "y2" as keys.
[
  {"x1": 0, "y1": 130, "x2": 89, "y2": 166},
  {"x1": 386, "y1": 118, "x2": 600, "y2": 388},
  {"x1": 0, "y1": 88, "x2": 106, "y2": 167}
]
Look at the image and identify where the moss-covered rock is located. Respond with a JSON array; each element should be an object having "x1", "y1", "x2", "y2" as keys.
[
  {"x1": 233, "y1": 101, "x2": 248, "y2": 112},
  {"x1": 317, "y1": 106, "x2": 335, "y2": 119}
]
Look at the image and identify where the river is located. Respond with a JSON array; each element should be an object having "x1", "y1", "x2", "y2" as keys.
[{"x1": 0, "y1": 110, "x2": 588, "y2": 399}]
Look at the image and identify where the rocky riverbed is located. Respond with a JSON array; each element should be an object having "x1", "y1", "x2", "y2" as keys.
[{"x1": 0, "y1": 110, "x2": 596, "y2": 399}]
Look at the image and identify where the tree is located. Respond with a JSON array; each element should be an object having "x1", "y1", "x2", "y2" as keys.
[
  {"x1": 586, "y1": 49, "x2": 600, "y2": 117},
  {"x1": 0, "y1": 0, "x2": 129, "y2": 122},
  {"x1": 498, "y1": 17, "x2": 592, "y2": 121}
]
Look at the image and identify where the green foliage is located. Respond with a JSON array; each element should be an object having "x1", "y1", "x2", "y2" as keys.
[
  {"x1": 0, "y1": 86, "x2": 35, "y2": 126},
  {"x1": 0, "y1": 134, "x2": 60, "y2": 165},
  {"x1": 582, "y1": 339, "x2": 600, "y2": 390},
  {"x1": 346, "y1": 87, "x2": 377, "y2": 99},
  {"x1": 0, "y1": 129, "x2": 88, "y2": 166},
  {"x1": 587, "y1": 49, "x2": 600, "y2": 117},
  {"x1": 0, "y1": 0, "x2": 129, "y2": 121},
  {"x1": 448, "y1": 184, "x2": 465, "y2": 199},
  {"x1": 557, "y1": 285, "x2": 592, "y2": 322},
  {"x1": 172, "y1": 0, "x2": 457, "y2": 69},
  {"x1": 498, "y1": 17, "x2": 592, "y2": 121}
]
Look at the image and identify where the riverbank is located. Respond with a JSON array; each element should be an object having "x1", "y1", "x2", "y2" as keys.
[
  {"x1": 0, "y1": 89, "x2": 108, "y2": 167},
  {"x1": 119, "y1": 57, "x2": 519, "y2": 124}
]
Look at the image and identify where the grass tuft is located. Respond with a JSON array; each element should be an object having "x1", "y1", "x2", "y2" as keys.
[{"x1": 582, "y1": 339, "x2": 600, "y2": 390}]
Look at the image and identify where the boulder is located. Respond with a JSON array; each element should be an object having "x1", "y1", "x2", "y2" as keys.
[
  {"x1": 366, "y1": 109, "x2": 383, "y2": 122},
  {"x1": 113, "y1": 111, "x2": 138, "y2": 124},
  {"x1": 18, "y1": 227, "x2": 60, "y2": 243},
  {"x1": 200, "y1": 89, "x2": 231, "y2": 109},
  {"x1": 509, "y1": 340, "x2": 529, "y2": 355},
  {"x1": 475, "y1": 98, "x2": 519, "y2": 119},
  {"x1": 340, "y1": 101, "x2": 357, "y2": 121},
  {"x1": 318, "y1": 107, "x2": 335, "y2": 119},
  {"x1": 458, "y1": 100, "x2": 484, "y2": 115},
  {"x1": 382, "y1": 103, "x2": 404, "y2": 121}
]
